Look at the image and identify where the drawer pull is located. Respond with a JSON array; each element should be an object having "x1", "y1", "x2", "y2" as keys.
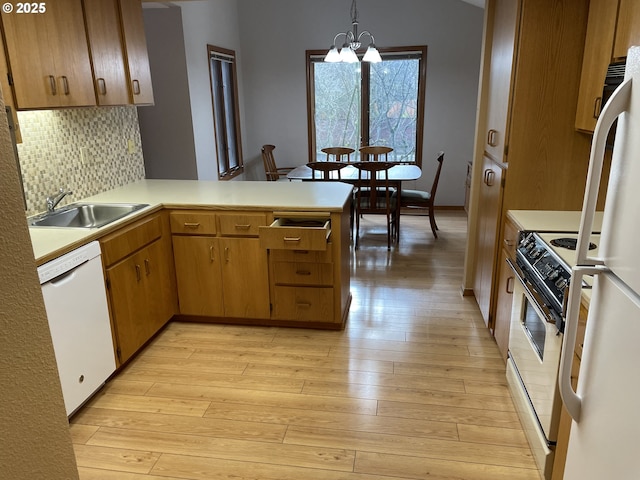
[
  {"x1": 284, "y1": 237, "x2": 302, "y2": 242},
  {"x1": 183, "y1": 222, "x2": 201, "y2": 228},
  {"x1": 235, "y1": 224, "x2": 251, "y2": 230},
  {"x1": 296, "y1": 270, "x2": 312, "y2": 276},
  {"x1": 503, "y1": 238, "x2": 515, "y2": 247},
  {"x1": 296, "y1": 302, "x2": 312, "y2": 308}
]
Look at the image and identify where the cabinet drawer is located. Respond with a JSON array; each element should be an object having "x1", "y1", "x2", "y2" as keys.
[
  {"x1": 273, "y1": 262, "x2": 333, "y2": 286},
  {"x1": 170, "y1": 211, "x2": 217, "y2": 235},
  {"x1": 260, "y1": 218, "x2": 330, "y2": 251},
  {"x1": 502, "y1": 217, "x2": 519, "y2": 259},
  {"x1": 272, "y1": 286, "x2": 334, "y2": 322},
  {"x1": 101, "y1": 213, "x2": 162, "y2": 267},
  {"x1": 218, "y1": 212, "x2": 267, "y2": 236},
  {"x1": 269, "y1": 248, "x2": 333, "y2": 263}
]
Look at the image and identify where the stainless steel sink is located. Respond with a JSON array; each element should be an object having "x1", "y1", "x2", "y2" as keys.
[{"x1": 28, "y1": 203, "x2": 149, "y2": 228}]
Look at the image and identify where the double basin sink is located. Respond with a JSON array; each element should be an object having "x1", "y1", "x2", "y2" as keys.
[{"x1": 28, "y1": 202, "x2": 149, "y2": 228}]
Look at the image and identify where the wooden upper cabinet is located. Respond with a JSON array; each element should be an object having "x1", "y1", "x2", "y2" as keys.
[
  {"x1": 83, "y1": 0, "x2": 129, "y2": 105},
  {"x1": 119, "y1": 0, "x2": 154, "y2": 105},
  {"x1": 1, "y1": 0, "x2": 95, "y2": 108},
  {"x1": 613, "y1": 0, "x2": 640, "y2": 59},
  {"x1": 575, "y1": 0, "x2": 618, "y2": 133},
  {"x1": 483, "y1": 0, "x2": 519, "y2": 163}
]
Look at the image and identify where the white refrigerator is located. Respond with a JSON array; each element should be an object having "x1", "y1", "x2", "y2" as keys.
[{"x1": 559, "y1": 46, "x2": 640, "y2": 479}]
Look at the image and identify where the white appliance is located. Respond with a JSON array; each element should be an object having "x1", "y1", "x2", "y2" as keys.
[
  {"x1": 559, "y1": 45, "x2": 640, "y2": 479},
  {"x1": 38, "y1": 241, "x2": 116, "y2": 416}
]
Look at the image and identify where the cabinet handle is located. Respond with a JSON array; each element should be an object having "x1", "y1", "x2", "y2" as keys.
[
  {"x1": 144, "y1": 258, "x2": 151, "y2": 276},
  {"x1": 235, "y1": 224, "x2": 251, "y2": 230},
  {"x1": 296, "y1": 302, "x2": 312, "y2": 308},
  {"x1": 485, "y1": 170, "x2": 495, "y2": 187},
  {"x1": 209, "y1": 245, "x2": 215, "y2": 262},
  {"x1": 49, "y1": 75, "x2": 57, "y2": 95},
  {"x1": 506, "y1": 276, "x2": 514, "y2": 294},
  {"x1": 183, "y1": 222, "x2": 200, "y2": 228},
  {"x1": 593, "y1": 96, "x2": 602, "y2": 119},
  {"x1": 296, "y1": 270, "x2": 312, "y2": 276},
  {"x1": 135, "y1": 264, "x2": 141, "y2": 282},
  {"x1": 61, "y1": 76, "x2": 70, "y2": 95},
  {"x1": 284, "y1": 237, "x2": 301, "y2": 242},
  {"x1": 97, "y1": 78, "x2": 107, "y2": 95},
  {"x1": 487, "y1": 129, "x2": 498, "y2": 147},
  {"x1": 503, "y1": 238, "x2": 515, "y2": 247},
  {"x1": 224, "y1": 247, "x2": 230, "y2": 263},
  {"x1": 132, "y1": 79, "x2": 141, "y2": 95}
]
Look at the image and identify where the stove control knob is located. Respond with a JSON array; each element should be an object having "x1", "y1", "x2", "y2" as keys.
[{"x1": 548, "y1": 269, "x2": 560, "y2": 281}]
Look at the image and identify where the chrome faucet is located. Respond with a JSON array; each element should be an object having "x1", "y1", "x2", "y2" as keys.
[{"x1": 46, "y1": 188, "x2": 73, "y2": 212}]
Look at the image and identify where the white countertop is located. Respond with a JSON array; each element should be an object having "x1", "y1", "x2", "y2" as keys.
[
  {"x1": 29, "y1": 179, "x2": 354, "y2": 263},
  {"x1": 507, "y1": 210, "x2": 604, "y2": 233}
]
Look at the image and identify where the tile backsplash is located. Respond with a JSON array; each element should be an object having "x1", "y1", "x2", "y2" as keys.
[{"x1": 17, "y1": 106, "x2": 146, "y2": 216}]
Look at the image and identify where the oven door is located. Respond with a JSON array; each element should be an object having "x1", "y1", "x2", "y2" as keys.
[{"x1": 506, "y1": 260, "x2": 564, "y2": 478}]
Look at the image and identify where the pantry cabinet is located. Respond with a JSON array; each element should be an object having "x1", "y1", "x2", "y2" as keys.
[
  {"x1": 1, "y1": 0, "x2": 95, "y2": 108},
  {"x1": 469, "y1": 0, "x2": 593, "y2": 330},
  {"x1": 101, "y1": 212, "x2": 177, "y2": 366}
]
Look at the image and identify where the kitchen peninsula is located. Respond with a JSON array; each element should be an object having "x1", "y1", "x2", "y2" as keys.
[{"x1": 30, "y1": 179, "x2": 353, "y2": 366}]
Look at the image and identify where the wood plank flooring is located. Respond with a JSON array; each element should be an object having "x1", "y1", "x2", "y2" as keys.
[{"x1": 70, "y1": 211, "x2": 539, "y2": 480}]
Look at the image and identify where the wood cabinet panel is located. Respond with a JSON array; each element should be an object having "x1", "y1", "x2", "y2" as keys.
[
  {"x1": 83, "y1": 0, "x2": 129, "y2": 105},
  {"x1": 575, "y1": 0, "x2": 618, "y2": 133},
  {"x1": 219, "y1": 237, "x2": 270, "y2": 319},
  {"x1": 483, "y1": 0, "x2": 519, "y2": 162},
  {"x1": 493, "y1": 249, "x2": 514, "y2": 361},
  {"x1": 119, "y1": 0, "x2": 154, "y2": 104},
  {"x1": 218, "y1": 212, "x2": 267, "y2": 236},
  {"x1": 1, "y1": 0, "x2": 95, "y2": 108},
  {"x1": 272, "y1": 286, "x2": 334, "y2": 323},
  {"x1": 613, "y1": 0, "x2": 640, "y2": 59},
  {"x1": 172, "y1": 235, "x2": 224, "y2": 317},
  {"x1": 272, "y1": 261, "x2": 333, "y2": 287},
  {"x1": 170, "y1": 211, "x2": 217, "y2": 235}
]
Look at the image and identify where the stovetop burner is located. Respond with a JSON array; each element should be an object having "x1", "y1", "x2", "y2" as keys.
[{"x1": 550, "y1": 237, "x2": 597, "y2": 250}]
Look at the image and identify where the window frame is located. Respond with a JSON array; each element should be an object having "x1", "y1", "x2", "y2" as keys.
[
  {"x1": 208, "y1": 44, "x2": 244, "y2": 180},
  {"x1": 306, "y1": 45, "x2": 427, "y2": 167}
]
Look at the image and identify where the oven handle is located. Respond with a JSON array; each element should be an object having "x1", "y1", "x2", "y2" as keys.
[
  {"x1": 507, "y1": 258, "x2": 556, "y2": 325},
  {"x1": 558, "y1": 265, "x2": 604, "y2": 422}
]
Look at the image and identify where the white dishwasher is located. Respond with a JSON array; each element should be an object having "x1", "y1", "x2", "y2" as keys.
[{"x1": 38, "y1": 241, "x2": 116, "y2": 416}]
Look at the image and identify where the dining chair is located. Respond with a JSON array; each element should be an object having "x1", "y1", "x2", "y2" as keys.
[
  {"x1": 359, "y1": 145, "x2": 393, "y2": 162},
  {"x1": 307, "y1": 162, "x2": 344, "y2": 180},
  {"x1": 394, "y1": 151, "x2": 444, "y2": 239},
  {"x1": 352, "y1": 161, "x2": 397, "y2": 250},
  {"x1": 321, "y1": 147, "x2": 355, "y2": 163},
  {"x1": 261, "y1": 144, "x2": 294, "y2": 181}
]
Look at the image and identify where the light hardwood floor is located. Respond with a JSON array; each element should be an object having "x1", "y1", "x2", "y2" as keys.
[{"x1": 70, "y1": 211, "x2": 539, "y2": 480}]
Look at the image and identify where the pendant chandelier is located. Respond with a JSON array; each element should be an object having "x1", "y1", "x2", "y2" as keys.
[{"x1": 324, "y1": 0, "x2": 382, "y2": 63}]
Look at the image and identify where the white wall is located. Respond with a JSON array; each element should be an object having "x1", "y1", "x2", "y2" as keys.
[
  {"x1": 180, "y1": 0, "x2": 244, "y2": 181},
  {"x1": 237, "y1": 0, "x2": 484, "y2": 205}
]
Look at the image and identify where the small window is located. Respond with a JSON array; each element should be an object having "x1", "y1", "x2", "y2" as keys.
[{"x1": 208, "y1": 45, "x2": 243, "y2": 180}]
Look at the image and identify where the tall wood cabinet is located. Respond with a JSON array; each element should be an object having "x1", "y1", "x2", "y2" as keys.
[
  {"x1": 470, "y1": 0, "x2": 594, "y2": 330},
  {"x1": 1, "y1": 0, "x2": 95, "y2": 108}
]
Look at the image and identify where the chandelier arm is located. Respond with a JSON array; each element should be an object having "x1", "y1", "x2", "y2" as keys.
[{"x1": 357, "y1": 30, "x2": 375, "y2": 45}]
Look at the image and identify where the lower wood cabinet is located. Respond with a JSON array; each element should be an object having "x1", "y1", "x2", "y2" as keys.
[
  {"x1": 101, "y1": 212, "x2": 176, "y2": 366},
  {"x1": 493, "y1": 215, "x2": 518, "y2": 361},
  {"x1": 171, "y1": 210, "x2": 270, "y2": 320}
]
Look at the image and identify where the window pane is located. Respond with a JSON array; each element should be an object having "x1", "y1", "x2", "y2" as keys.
[
  {"x1": 313, "y1": 62, "x2": 361, "y2": 160},
  {"x1": 369, "y1": 59, "x2": 419, "y2": 162},
  {"x1": 210, "y1": 59, "x2": 228, "y2": 175},
  {"x1": 221, "y1": 62, "x2": 239, "y2": 171}
]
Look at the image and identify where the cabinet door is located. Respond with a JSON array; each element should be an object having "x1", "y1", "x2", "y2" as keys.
[
  {"x1": 119, "y1": 0, "x2": 154, "y2": 104},
  {"x1": 473, "y1": 155, "x2": 505, "y2": 327},
  {"x1": 575, "y1": 0, "x2": 618, "y2": 132},
  {"x1": 484, "y1": 0, "x2": 519, "y2": 162},
  {"x1": 107, "y1": 239, "x2": 173, "y2": 364},
  {"x1": 493, "y1": 249, "x2": 514, "y2": 360},
  {"x1": 83, "y1": 0, "x2": 129, "y2": 105},
  {"x1": 1, "y1": 0, "x2": 95, "y2": 108},
  {"x1": 220, "y1": 237, "x2": 270, "y2": 319},
  {"x1": 172, "y1": 236, "x2": 224, "y2": 317},
  {"x1": 613, "y1": 0, "x2": 640, "y2": 59}
]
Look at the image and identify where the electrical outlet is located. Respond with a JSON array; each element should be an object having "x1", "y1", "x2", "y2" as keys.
[{"x1": 127, "y1": 139, "x2": 135, "y2": 154}]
